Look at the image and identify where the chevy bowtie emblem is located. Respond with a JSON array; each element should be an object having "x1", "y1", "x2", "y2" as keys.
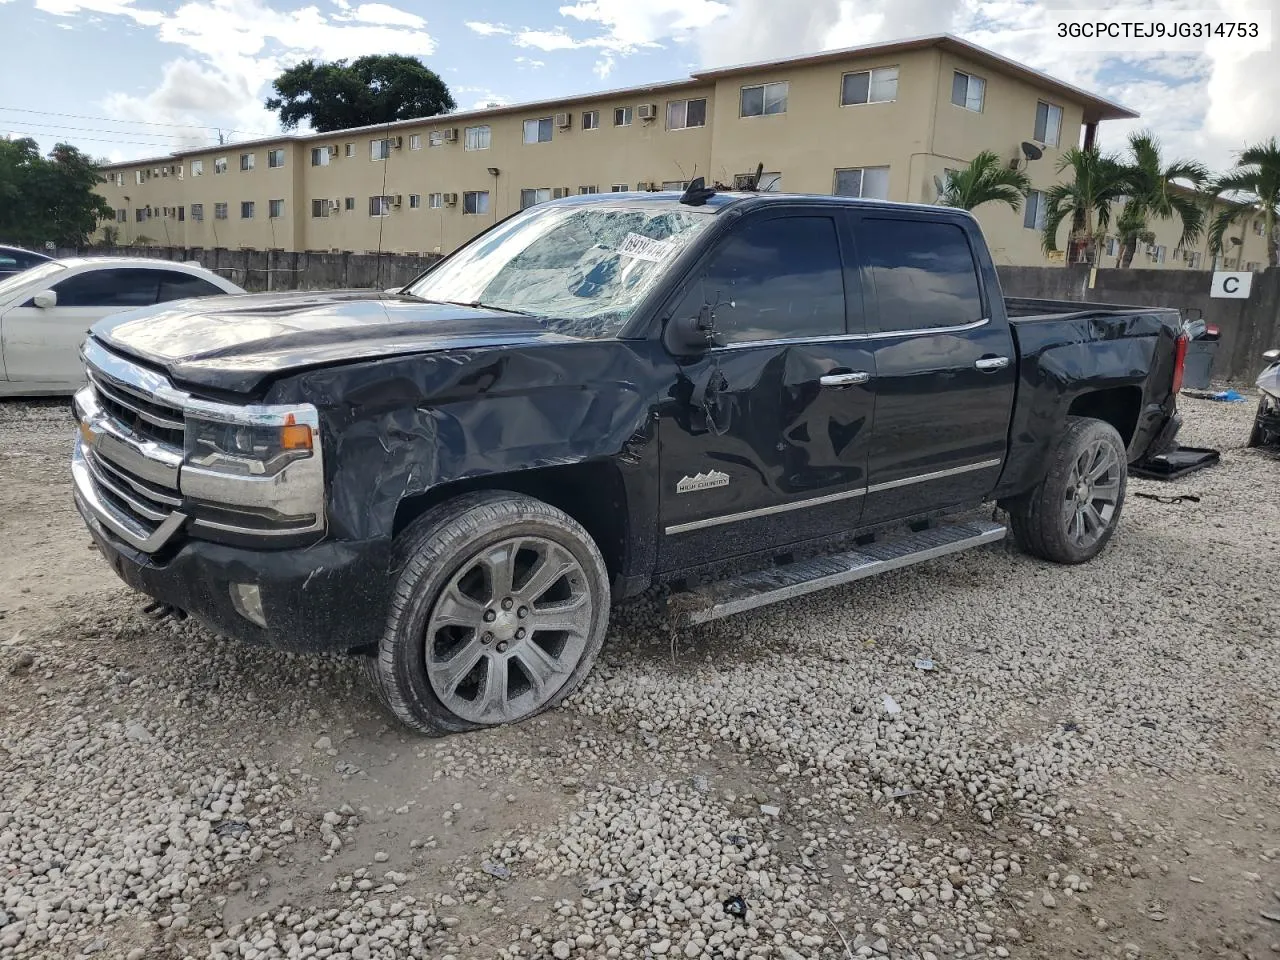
[{"x1": 676, "y1": 470, "x2": 730, "y2": 494}]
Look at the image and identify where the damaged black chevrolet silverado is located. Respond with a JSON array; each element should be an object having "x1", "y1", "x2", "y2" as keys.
[{"x1": 71, "y1": 188, "x2": 1187, "y2": 735}]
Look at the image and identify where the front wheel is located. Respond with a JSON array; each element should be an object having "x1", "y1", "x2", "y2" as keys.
[
  {"x1": 1008, "y1": 417, "x2": 1128, "y2": 565},
  {"x1": 367, "y1": 491, "x2": 610, "y2": 736}
]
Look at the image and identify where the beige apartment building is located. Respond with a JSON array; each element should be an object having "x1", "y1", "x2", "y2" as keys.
[{"x1": 97, "y1": 33, "x2": 1182, "y2": 267}]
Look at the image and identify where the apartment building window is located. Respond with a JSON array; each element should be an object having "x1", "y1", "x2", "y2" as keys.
[
  {"x1": 371, "y1": 138, "x2": 394, "y2": 161},
  {"x1": 214, "y1": 157, "x2": 228, "y2": 174},
  {"x1": 833, "y1": 166, "x2": 890, "y2": 200},
  {"x1": 662, "y1": 180, "x2": 690, "y2": 190},
  {"x1": 1034, "y1": 101, "x2": 1063, "y2": 147},
  {"x1": 344, "y1": 197, "x2": 355, "y2": 211},
  {"x1": 269, "y1": 199, "x2": 284, "y2": 218},
  {"x1": 613, "y1": 106, "x2": 632, "y2": 126},
  {"x1": 582, "y1": 110, "x2": 600, "y2": 130},
  {"x1": 667, "y1": 98, "x2": 707, "y2": 130},
  {"x1": 115, "y1": 209, "x2": 126, "y2": 223},
  {"x1": 464, "y1": 191, "x2": 489, "y2": 215},
  {"x1": 189, "y1": 159, "x2": 203, "y2": 177},
  {"x1": 177, "y1": 206, "x2": 185, "y2": 221},
  {"x1": 135, "y1": 170, "x2": 144, "y2": 185},
  {"x1": 214, "y1": 202, "x2": 228, "y2": 220},
  {"x1": 1150, "y1": 244, "x2": 1167, "y2": 263},
  {"x1": 734, "y1": 171, "x2": 783, "y2": 192},
  {"x1": 1188, "y1": 252, "x2": 1203, "y2": 268},
  {"x1": 464, "y1": 125, "x2": 491, "y2": 151},
  {"x1": 523, "y1": 118, "x2": 553, "y2": 144},
  {"x1": 240, "y1": 153, "x2": 255, "y2": 171},
  {"x1": 1246, "y1": 260, "x2": 1261, "y2": 271},
  {"x1": 311, "y1": 147, "x2": 330, "y2": 167},
  {"x1": 1023, "y1": 190, "x2": 1047, "y2": 230},
  {"x1": 268, "y1": 148, "x2": 285, "y2": 168},
  {"x1": 740, "y1": 81, "x2": 788, "y2": 118},
  {"x1": 429, "y1": 130, "x2": 445, "y2": 147},
  {"x1": 1255, "y1": 219, "x2": 1266, "y2": 236},
  {"x1": 841, "y1": 66, "x2": 898, "y2": 105},
  {"x1": 578, "y1": 185, "x2": 598, "y2": 194},
  {"x1": 369, "y1": 195, "x2": 392, "y2": 217},
  {"x1": 344, "y1": 143, "x2": 354, "y2": 158},
  {"x1": 177, "y1": 165, "x2": 184, "y2": 180},
  {"x1": 521, "y1": 188, "x2": 552, "y2": 209},
  {"x1": 428, "y1": 193, "x2": 443, "y2": 209},
  {"x1": 409, "y1": 194, "x2": 421, "y2": 209},
  {"x1": 311, "y1": 199, "x2": 330, "y2": 218},
  {"x1": 191, "y1": 203, "x2": 204, "y2": 222},
  {"x1": 135, "y1": 209, "x2": 147, "y2": 222},
  {"x1": 409, "y1": 134, "x2": 422, "y2": 150},
  {"x1": 240, "y1": 201, "x2": 255, "y2": 219},
  {"x1": 1105, "y1": 236, "x2": 1119, "y2": 258},
  {"x1": 610, "y1": 183, "x2": 628, "y2": 192},
  {"x1": 952, "y1": 71, "x2": 986, "y2": 111}
]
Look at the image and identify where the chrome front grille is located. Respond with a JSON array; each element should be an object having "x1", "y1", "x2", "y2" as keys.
[{"x1": 86, "y1": 368, "x2": 185, "y2": 449}]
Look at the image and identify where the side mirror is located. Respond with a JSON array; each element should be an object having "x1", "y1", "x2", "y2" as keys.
[
  {"x1": 663, "y1": 303, "x2": 716, "y2": 356},
  {"x1": 32, "y1": 289, "x2": 57, "y2": 309},
  {"x1": 1263, "y1": 348, "x2": 1280, "y2": 361}
]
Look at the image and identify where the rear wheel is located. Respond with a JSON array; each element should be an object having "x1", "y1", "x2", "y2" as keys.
[
  {"x1": 367, "y1": 491, "x2": 610, "y2": 735},
  {"x1": 1008, "y1": 417, "x2": 1128, "y2": 565}
]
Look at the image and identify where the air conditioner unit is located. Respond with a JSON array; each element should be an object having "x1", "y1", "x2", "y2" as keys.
[
  {"x1": 393, "y1": 136, "x2": 403, "y2": 149},
  {"x1": 392, "y1": 194, "x2": 403, "y2": 206},
  {"x1": 443, "y1": 128, "x2": 459, "y2": 143},
  {"x1": 555, "y1": 112, "x2": 571, "y2": 129},
  {"x1": 329, "y1": 199, "x2": 340, "y2": 211},
  {"x1": 443, "y1": 192, "x2": 458, "y2": 205},
  {"x1": 637, "y1": 103, "x2": 657, "y2": 121},
  {"x1": 329, "y1": 145, "x2": 339, "y2": 156}
]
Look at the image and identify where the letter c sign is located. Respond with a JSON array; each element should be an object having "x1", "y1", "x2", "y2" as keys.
[{"x1": 1210, "y1": 271, "x2": 1252, "y2": 299}]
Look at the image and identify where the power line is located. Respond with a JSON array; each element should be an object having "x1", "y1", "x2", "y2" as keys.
[
  {"x1": 3, "y1": 129, "x2": 205, "y2": 149},
  {"x1": 0, "y1": 105, "x2": 277, "y2": 137},
  {"x1": 3, "y1": 121, "x2": 211, "y2": 143}
]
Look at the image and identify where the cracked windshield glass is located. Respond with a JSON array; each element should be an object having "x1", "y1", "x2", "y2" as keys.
[{"x1": 405, "y1": 201, "x2": 714, "y2": 338}]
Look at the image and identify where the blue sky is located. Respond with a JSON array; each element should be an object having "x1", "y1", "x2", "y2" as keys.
[{"x1": 0, "y1": 0, "x2": 1275, "y2": 172}]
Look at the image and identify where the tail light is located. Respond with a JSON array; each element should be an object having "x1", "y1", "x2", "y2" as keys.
[{"x1": 1172, "y1": 333, "x2": 1188, "y2": 394}]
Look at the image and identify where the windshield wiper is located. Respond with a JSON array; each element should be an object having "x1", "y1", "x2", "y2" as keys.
[{"x1": 423, "y1": 298, "x2": 535, "y2": 317}]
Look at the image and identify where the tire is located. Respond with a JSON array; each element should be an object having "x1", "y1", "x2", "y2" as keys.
[
  {"x1": 367, "y1": 491, "x2": 611, "y2": 736},
  {"x1": 1247, "y1": 399, "x2": 1266, "y2": 447},
  {"x1": 1007, "y1": 417, "x2": 1128, "y2": 565}
]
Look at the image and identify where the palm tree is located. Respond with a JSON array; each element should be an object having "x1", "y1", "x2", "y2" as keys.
[
  {"x1": 1115, "y1": 131, "x2": 1208, "y2": 268},
  {"x1": 1209, "y1": 137, "x2": 1280, "y2": 268},
  {"x1": 937, "y1": 150, "x2": 1030, "y2": 212},
  {"x1": 1042, "y1": 147, "x2": 1130, "y2": 265}
]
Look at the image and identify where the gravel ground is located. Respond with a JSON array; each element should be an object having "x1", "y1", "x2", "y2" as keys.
[{"x1": 1, "y1": 395, "x2": 1278, "y2": 960}]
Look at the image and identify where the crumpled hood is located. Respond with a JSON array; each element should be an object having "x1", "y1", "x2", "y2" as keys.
[{"x1": 89, "y1": 289, "x2": 560, "y2": 395}]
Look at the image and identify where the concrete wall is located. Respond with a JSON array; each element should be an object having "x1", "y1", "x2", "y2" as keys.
[{"x1": 998, "y1": 265, "x2": 1280, "y2": 381}]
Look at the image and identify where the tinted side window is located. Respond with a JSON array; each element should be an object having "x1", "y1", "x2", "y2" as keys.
[
  {"x1": 681, "y1": 215, "x2": 846, "y2": 344},
  {"x1": 157, "y1": 273, "x2": 225, "y2": 302},
  {"x1": 857, "y1": 219, "x2": 982, "y2": 331},
  {"x1": 53, "y1": 268, "x2": 160, "y2": 308}
]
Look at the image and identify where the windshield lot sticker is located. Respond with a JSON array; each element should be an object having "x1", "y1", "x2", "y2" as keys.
[{"x1": 617, "y1": 233, "x2": 674, "y2": 262}]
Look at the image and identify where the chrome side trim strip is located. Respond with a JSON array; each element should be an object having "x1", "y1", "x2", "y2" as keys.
[
  {"x1": 664, "y1": 458, "x2": 1003, "y2": 535},
  {"x1": 864, "y1": 458, "x2": 1003, "y2": 494},
  {"x1": 709, "y1": 318, "x2": 990, "y2": 353},
  {"x1": 664, "y1": 486, "x2": 866, "y2": 535}
]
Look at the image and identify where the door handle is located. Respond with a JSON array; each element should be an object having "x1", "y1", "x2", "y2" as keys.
[
  {"x1": 974, "y1": 356, "x2": 1010, "y2": 372},
  {"x1": 819, "y1": 371, "x2": 871, "y2": 387}
]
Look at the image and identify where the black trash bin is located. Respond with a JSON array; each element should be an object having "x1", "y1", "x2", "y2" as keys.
[{"x1": 1181, "y1": 321, "x2": 1221, "y2": 390}]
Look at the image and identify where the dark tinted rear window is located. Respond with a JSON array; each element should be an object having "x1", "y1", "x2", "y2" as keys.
[
  {"x1": 157, "y1": 272, "x2": 224, "y2": 302},
  {"x1": 856, "y1": 219, "x2": 982, "y2": 332}
]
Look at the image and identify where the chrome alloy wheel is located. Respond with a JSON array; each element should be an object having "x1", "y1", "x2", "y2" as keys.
[{"x1": 1062, "y1": 438, "x2": 1122, "y2": 548}]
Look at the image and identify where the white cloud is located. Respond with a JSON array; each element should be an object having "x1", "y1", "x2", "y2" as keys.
[
  {"x1": 593, "y1": 53, "x2": 615, "y2": 78},
  {"x1": 340, "y1": 2, "x2": 424, "y2": 28},
  {"x1": 513, "y1": 56, "x2": 546, "y2": 68},
  {"x1": 513, "y1": 28, "x2": 586, "y2": 51},
  {"x1": 464, "y1": 20, "x2": 511, "y2": 36},
  {"x1": 558, "y1": 0, "x2": 731, "y2": 46}
]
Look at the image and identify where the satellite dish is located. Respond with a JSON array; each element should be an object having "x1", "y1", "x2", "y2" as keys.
[
  {"x1": 933, "y1": 175, "x2": 946, "y2": 196},
  {"x1": 1021, "y1": 141, "x2": 1044, "y2": 161}
]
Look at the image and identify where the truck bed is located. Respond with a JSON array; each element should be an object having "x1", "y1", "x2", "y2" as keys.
[{"x1": 1004, "y1": 296, "x2": 1181, "y2": 324}]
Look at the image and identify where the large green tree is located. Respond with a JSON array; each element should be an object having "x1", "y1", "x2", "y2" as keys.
[
  {"x1": 937, "y1": 150, "x2": 1030, "y2": 212},
  {"x1": 1041, "y1": 147, "x2": 1130, "y2": 265},
  {"x1": 265, "y1": 55, "x2": 455, "y2": 132},
  {"x1": 1114, "y1": 131, "x2": 1208, "y2": 268},
  {"x1": 0, "y1": 137, "x2": 112, "y2": 248},
  {"x1": 1209, "y1": 137, "x2": 1280, "y2": 268}
]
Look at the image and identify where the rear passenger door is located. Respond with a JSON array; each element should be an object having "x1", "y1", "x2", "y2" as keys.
[{"x1": 852, "y1": 214, "x2": 1016, "y2": 524}]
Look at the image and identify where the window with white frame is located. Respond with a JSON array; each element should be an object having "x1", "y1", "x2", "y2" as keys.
[
  {"x1": 371, "y1": 138, "x2": 393, "y2": 161},
  {"x1": 661, "y1": 180, "x2": 690, "y2": 190},
  {"x1": 833, "y1": 166, "x2": 890, "y2": 199},
  {"x1": 409, "y1": 134, "x2": 422, "y2": 150},
  {"x1": 214, "y1": 202, "x2": 228, "y2": 220},
  {"x1": 344, "y1": 143, "x2": 354, "y2": 157},
  {"x1": 176, "y1": 165, "x2": 184, "y2": 180},
  {"x1": 368, "y1": 195, "x2": 392, "y2": 217},
  {"x1": 733, "y1": 171, "x2": 783, "y2": 192},
  {"x1": 115, "y1": 208, "x2": 126, "y2": 223},
  {"x1": 464, "y1": 125, "x2": 491, "y2": 151},
  {"x1": 135, "y1": 170, "x2": 144, "y2": 185},
  {"x1": 578, "y1": 185, "x2": 598, "y2": 194},
  {"x1": 310, "y1": 147, "x2": 329, "y2": 167},
  {"x1": 463, "y1": 191, "x2": 489, "y2": 215},
  {"x1": 841, "y1": 66, "x2": 898, "y2": 105},
  {"x1": 311, "y1": 199, "x2": 329, "y2": 218},
  {"x1": 409, "y1": 194, "x2": 421, "y2": 209},
  {"x1": 1034, "y1": 101, "x2": 1063, "y2": 147},
  {"x1": 666, "y1": 98, "x2": 707, "y2": 129},
  {"x1": 610, "y1": 183, "x2": 628, "y2": 192},
  {"x1": 240, "y1": 153, "x2": 255, "y2": 171},
  {"x1": 1150, "y1": 244, "x2": 1167, "y2": 263},
  {"x1": 269, "y1": 199, "x2": 284, "y2": 218},
  {"x1": 240, "y1": 201, "x2": 255, "y2": 219},
  {"x1": 344, "y1": 197, "x2": 354, "y2": 210},
  {"x1": 217, "y1": 156, "x2": 230, "y2": 174},
  {"x1": 521, "y1": 187, "x2": 552, "y2": 209},
  {"x1": 523, "y1": 118, "x2": 553, "y2": 144},
  {"x1": 191, "y1": 203, "x2": 204, "y2": 222},
  {"x1": 582, "y1": 110, "x2": 600, "y2": 130},
  {"x1": 428, "y1": 193, "x2": 443, "y2": 209},
  {"x1": 1023, "y1": 190, "x2": 1047, "y2": 230},
  {"x1": 951, "y1": 71, "x2": 986, "y2": 112},
  {"x1": 613, "y1": 106, "x2": 632, "y2": 126},
  {"x1": 740, "y1": 81, "x2": 788, "y2": 117},
  {"x1": 267, "y1": 148, "x2": 285, "y2": 168},
  {"x1": 1188, "y1": 251, "x2": 1203, "y2": 268}
]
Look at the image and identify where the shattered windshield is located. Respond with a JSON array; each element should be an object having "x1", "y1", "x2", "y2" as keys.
[{"x1": 404, "y1": 202, "x2": 714, "y2": 338}]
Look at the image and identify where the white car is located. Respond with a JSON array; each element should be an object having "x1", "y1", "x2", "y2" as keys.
[{"x1": 0, "y1": 257, "x2": 244, "y2": 396}]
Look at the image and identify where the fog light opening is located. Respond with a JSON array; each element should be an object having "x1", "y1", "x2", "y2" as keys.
[{"x1": 230, "y1": 583, "x2": 267, "y2": 628}]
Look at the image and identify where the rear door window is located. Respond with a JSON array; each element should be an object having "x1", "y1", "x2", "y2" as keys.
[
  {"x1": 157, "y1": 272, "x2": 226, "y2": 302},
  {"x1": 676, "y1": 214, "x2": 847, "y2": 344},
  {"x1": 52, "y1": 268, "x2": 161, "y2": 307},
  {"x1": 855, "y1": 218, "x2": 983, "y2": 332}
]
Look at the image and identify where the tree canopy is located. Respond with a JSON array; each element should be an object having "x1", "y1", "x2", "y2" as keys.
[
  {"x1": 937, "y1": 150, "x2": 1030, "y2": 212},
  {"x1": 1041, "y1": 147, "x2": 1130, "y2": 264},
  {"x1": 0, "y1": 138, "x2": 112, "y2": 249},
  {"x1": 1114, "y1": 131, "x2": 1208, "y2": 268},
  {"x1": 1209, "y1": 137, "x2": 1280, "y2": 267},
  {"x1": 265, "y1": 55, "x2": 456, "y2": 132}
]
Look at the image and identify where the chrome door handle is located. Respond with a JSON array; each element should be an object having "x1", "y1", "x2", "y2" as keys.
[
  {"x1": 974, "y1": 356, "x2": 1010, "y2": 372},
  {"x1": 819, "y1": 371, "x2": 871, "y2": 387}
]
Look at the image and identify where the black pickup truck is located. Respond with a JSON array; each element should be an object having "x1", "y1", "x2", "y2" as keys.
[{"x1": 70, "y1": 189, "x2": 1186, "y2": 735}]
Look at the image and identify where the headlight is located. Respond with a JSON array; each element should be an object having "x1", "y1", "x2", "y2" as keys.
[{"x1": 186, "y1": 413, "x2": 314, "y2": 476}]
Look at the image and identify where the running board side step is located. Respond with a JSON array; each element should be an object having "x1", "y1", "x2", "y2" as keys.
[{"x1": 673, "y1": 519, "x2": 1007, "y2": 625}]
